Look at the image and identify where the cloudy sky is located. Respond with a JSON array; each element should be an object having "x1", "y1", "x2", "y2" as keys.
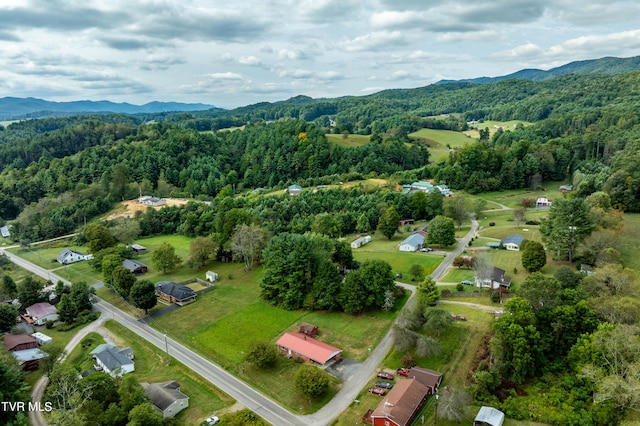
[{"x1": 1, "y1": 0, "x2": 640, "y2": 108}]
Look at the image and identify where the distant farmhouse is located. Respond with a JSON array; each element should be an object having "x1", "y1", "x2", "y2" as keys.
[
  {"x1": 399, "y1": 233, "x2": 425, "y2": 252},
  {"x1": 57, "y1": 248, "x2": 93, "y2": 265},
  {"x1": 409, "y1": 181, "x2": 452, "y2": 196},
  {"x1": 536, "y1": 196, "x2": 552, "y2": 208},
  {"x1": 138, "y1": 195, "x2": 166, "y2": 206},
  {"x1": 500, "y1": 234, "x2": 525, "y2": 251}
]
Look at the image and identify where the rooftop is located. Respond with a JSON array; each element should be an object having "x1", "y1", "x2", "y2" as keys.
[{"x1": 276, "y1": 332, "x2": 342, "y2": 365}]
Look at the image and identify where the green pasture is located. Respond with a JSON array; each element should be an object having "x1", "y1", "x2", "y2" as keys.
[
  {"x1": 325, "y1": 133, "x2": 371, "y2": 147},
  {"x1": 409, "y1": 128, "x2": 475, "y2": 162},
  {"x1": 474, "y1": 182, "x2": 568, "y2": 209},
  {"x1": 441, "y1": 268, "x2": 475, "y2": 283},
  {"x1": 619, "y1": 213, "x2": 640, "y2": 272},
  {"x1": 104, "y1": 321, "x2": 234, "y2": 425},
  {"x1": 463, "y1": 120, "x2": 532, "y2": 138}
]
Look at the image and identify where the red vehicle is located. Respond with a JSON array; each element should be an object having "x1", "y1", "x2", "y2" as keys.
[
  {"x1": 369, "y1": 387, "x2": 386, "y2": 396},
  {"x1": 396, "y1": 368, "x2": 410, "y2": 377},
  {"x1": 377, "y1": 372, "x2": 394, "y2": 380}
]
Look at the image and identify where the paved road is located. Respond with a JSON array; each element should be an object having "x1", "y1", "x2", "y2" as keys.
[
  {"x1": 1, "y1": 249, "x2": 70, "y2": 286},
  {"x1": 11, "y1": 220, "x2": 480, "y2": 426}
]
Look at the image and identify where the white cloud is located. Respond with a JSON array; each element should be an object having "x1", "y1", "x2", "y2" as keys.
[{"x1": 337, "y1": 31, "x2": 405, "y2": 52}]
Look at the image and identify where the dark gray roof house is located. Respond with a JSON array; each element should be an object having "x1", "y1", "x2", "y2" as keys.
[
  {"x1": 122, "y1": 259, "x2": 148, "y2": 274},
  {"x1": 155, "y1": 281, "x2": 197, "y2": 305},
  {"x1": 142, "y1": 381, "x2": 189, "y2": 418},
  {"x1": 94, "y1": 346, "x2": 135, "y2": 377}
]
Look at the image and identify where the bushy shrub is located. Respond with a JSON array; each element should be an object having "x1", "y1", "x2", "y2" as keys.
[
  {"x1": 440, "y1": 289, "x2": 452, "y2": 297},
  {"x1": 456, "y1": 283, "x2": 464, "y2": 292},
  {"x1": 489, "y1": 222, "x2": 495, "y2": 226},
  {"x1": 45, "y1": 320, "x2": 55, "y2": 329}
]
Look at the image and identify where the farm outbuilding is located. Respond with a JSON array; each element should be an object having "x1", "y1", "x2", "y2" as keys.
[
  {"x1": 205, "y1": 271, "x2": 219, "y2": 282},
  {"x1": 351, "y1": 235, "x2": 371, "y2": 249}
]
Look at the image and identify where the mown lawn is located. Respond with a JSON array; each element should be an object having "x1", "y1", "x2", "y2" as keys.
[
  {"x1": 104, "y1": 320, "x2": 234, "y2": 425},
  {"x1": 441, "y1": 268, "x2": 475, "y2": 282},
  {"x1": 474, "y1": 182, "x2": 567, "y2": 209}
]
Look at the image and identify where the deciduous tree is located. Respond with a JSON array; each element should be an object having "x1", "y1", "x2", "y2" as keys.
[
  {"x1": 294, "y1": 365, "x2": 330, "y2": 398},
  {"x1": 245, "y1": 341, "x2": 278, "y2": 369},
  {"x1": 540, "y1": 198, "x2": 595, "y2": 262},
  {"x1": 187, "y1": 236, "x2": 217, "y2": 269},
  {"x1": 230, "y1": 224, "x2": 269, "y2": 271},
  {"x1": 58, "y1": 294, "x2": 77, "y2": 324},
  {"x1": 111, "y1": 266, "x2": 137, "y2": 299},
  {"x1": 151, "y1": 242, "x2": 182, "y2": 274},
  {"x1": 129, "y1": 280, "x2": 157, "y2": 314},
  {"x1": 427, "y1": 215, "x2": 455, "y2": 247},
  {"x1": 0, "y1": 303, "x2": 18, "y2": 332},
  {"x1": 377, "y1": 206, "x2": 400, "y2": 240},
  {"x1": 521, "y1": 241, "x2": 547, "y2": 272}
]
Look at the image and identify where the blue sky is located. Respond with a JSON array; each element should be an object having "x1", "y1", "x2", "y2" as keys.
[{"x1": 1, "y1": 0, "x2": 640, "y2": 108}]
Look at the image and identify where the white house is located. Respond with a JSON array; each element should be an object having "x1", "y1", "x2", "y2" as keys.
[
  {"x1": 94, "y1": 346, "x2": 135, "y2": 378},
  {"x1": 205, "y1": 271, "x2": 219, "y2": 282},
  {"x1": 350, "y1": 235, "x2": 372, "y2": 249},
  {"x1": 139, "y1": 195, "x2": 166, "y2": 206},
  {"x1": 500, "y1": 234, "x2": 525, "y2": 251},
  {"x1": 0, "y1": 225, "x2": 11, "y2": 238},
  {"x1": 25, "y1": 302, "x2": 59, "y2": 326},
  {"x1": 475, "y1": 267, "x2": 512, "y2": 292},
  {"x1": 399, "y1": 233, "x2": 425, "y2": 252},
  {"x1": 536, "y1": 196, "x2": 552, "y2": 208},
  {"x1": 56, "y1": 248, "x2": 93, "y2": 265},
  {"x1": 142, "y1": 381, "x2": 189, "y2": 418}
]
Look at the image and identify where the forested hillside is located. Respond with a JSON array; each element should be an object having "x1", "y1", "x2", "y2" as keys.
[{"x1": 1, "y1": 71, "x2": 640, "y2": 241}]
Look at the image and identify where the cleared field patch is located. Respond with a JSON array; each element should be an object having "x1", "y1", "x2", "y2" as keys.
[
  {"x1": 325, "y1": 133, "x2": 371, "y2": 147},
  {"x1": 441, "y1": 268, "x2": 475, "y2": 283},
  {"x1": 409, "y1": 128, "x2": 475, "y2": 162},
  {"x1": 620, "y1": 213, "x2": 640, "y2": 273},
  {"x1": 463, "y1": 120, "x2": 532, "y2": 139},
  {"x1": 476, "y1": 182, "x2": 568, "y2": 209}
]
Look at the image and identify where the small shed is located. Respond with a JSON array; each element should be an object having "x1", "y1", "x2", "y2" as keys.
[
  {"x1": 131, "y1": 244, "x2": 147, "y2": 254},
  {"x1": 298, "y1": 323, "x2": 319, "y2": 337},
  {"x1": 205, "y1": 271, "x2": 219, "y2": 282},
  {"x1": 123, "y1": 259, "x2": 148, "y2": 274},
  {"x1": 474, "y1": 406, "x2": 505, "y2": 426},
  {"x1": 31, "y1": 332, "x2": 53, "y2": 346}
]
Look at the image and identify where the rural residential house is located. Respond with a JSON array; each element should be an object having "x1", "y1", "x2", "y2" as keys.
[
  {"x1": 25, "y1": 302, "x2": 59, "y2": 325},
  {"x1": 370, "y1": 378, "x2": 429, "y2": 426},
  {"x1": 351, "y1": 235, "x2": 372, "y2": 249},
  {"x1": 399, "y1": 233, "x2": 425, "y2": 252},
  {"x1": 536, "y1": 196, "x2": 552, "y2": 208},
  {"x1": 57, "y1": 248, "x2": 93, "y2": 265},
  {"x1": 287, "y1": 184, "x2": 302, "y2": 195},
  {"x1": 410, "y1": 181, "x2": 434, "y2": 193},
  {"x1": 4, "y1": 334, "x2": 38, "y2": 352},
  {"x1": 500, "y1": 234, "x2": 525, "y2": 251},
  {"x1": 93, "y1": 345, "x2": 135, "y2": 378},
  {"x1": 155, "y1": 281, "x2": 197, "y2": 305},
  {"x1": 0, "y1": 225, "x2": 10, "y2": 238},
  {"x1": 276, "y1": 332, "x2": 342, "y2": 366},
  {"x1": 559, "y1": 185, "x2": 573, "y2": 193},
  {"x1": 142, "y1": 381, "x2": 189, "y2": 418},
  {"x1": 12, "y1": 348, "x2": 49, "y2": 370},
  {"x1": 406, "y1": 366, "x2": 443, "y2": 394},
  {"x1": 122, "y1": 259, "x2": 148, "y2": 274},
  {"x1": 475, "y1": 267, "x2": 512, "y2": 292},
  {"x1": 474, "y1": 406, "x2": 505, "y2": 426},
  {"x1": 138, "y1": 195, "x2": 166, "y2": 206}
]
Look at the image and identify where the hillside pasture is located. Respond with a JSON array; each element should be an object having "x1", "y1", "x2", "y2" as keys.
[
  {"x1": 463, "y1": 120, "x2": 532, "y2": 139},
  {"x1": 325, "y1": 133, "x2": 371, "y2": 147},
  {"x1": 409, "y1": 128, "x2": 474, "y2": 162}
]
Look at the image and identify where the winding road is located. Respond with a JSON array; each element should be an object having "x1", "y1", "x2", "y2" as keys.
[{"x1": 4, "y1": 218, "x2": 480, "y2": 426}]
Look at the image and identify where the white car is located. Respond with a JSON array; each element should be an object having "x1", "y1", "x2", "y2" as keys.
[{"x1": 206, "y1": 416, "x2": 220, "y2": 425}]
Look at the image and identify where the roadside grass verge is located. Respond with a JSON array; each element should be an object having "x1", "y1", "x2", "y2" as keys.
[{"x1": 104, "y1": 320, "x2": 234, "y2": 425}]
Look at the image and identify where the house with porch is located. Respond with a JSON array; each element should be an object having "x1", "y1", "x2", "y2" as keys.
[
  {"x1": 475, "y1": 267, "x2": 512, "y2": 292},
  {"x1": 370, "y1": 378, "x2": 429, "y2": 426},
  {"x1": 276, "y1": 332, "x2": 342, "y2": 367},
  {"x1": 536, "y1": 196, "x2": 552, "y2": 208},
  {"x1": 155, "y1": 281, "x2": 197, "y2": 305},
  {"x1": 57, "y1": 248, "x2": 93, "y2": 265},
  {"x1": 25, "y1": 302, "x2": 59, "y2": 325},
  {"x1": 500, "y1": 234, "x2": 525, "y2": 251}
]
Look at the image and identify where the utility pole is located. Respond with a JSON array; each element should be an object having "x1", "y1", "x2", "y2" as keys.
[{"x1": 164, "y1": 332, "x2": 170, "y2": 365}]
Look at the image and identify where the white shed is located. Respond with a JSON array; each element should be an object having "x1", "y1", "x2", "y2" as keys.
[
  {"x1": 205, "y1": 271, "x2": 219, "y2": 282},
  {"x1": 31, "y1": 332, "x2": 53, "y2": 346},
  {"x1": 474, "y1": 406, "x2": 505, "y2": 426}
]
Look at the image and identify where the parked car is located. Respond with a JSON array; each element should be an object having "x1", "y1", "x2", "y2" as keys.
[
  {"x1": 461, "y1": 280, "x2": 474, "y2": 286},
  {"x1": 396, "y1": 367, "x2": 410, "y2": 377},
  {"x1": 376, "y1": 381, "x2": 394, "y2": 389},
  {"x1": 377, "y1": 372, "x2": 394, "y2": 380},
  {"x1": 206, "y1": 416, "x2": 220, "y2": 425},
  {"x1": 420, "y1": 247, "x2": 433, "y2": 252},
  {"x1": 369, "y1": 387, "x2": 386, "y2": 396}
]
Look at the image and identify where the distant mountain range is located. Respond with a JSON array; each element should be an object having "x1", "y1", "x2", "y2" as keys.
[
  {"x1": 0, "y1": 97, "x2": 215, "y2": 120},
  {"x1": 436, "y1": 55, "x2": 640, "y2": 85}
]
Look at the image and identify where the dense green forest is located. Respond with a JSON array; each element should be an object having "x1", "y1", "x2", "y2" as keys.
[{"x1": 1, "y1": 71, "x2": 639, "y2": 241}]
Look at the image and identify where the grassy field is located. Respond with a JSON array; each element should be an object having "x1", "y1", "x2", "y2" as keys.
[
  {"x1": 325, "y1": 133, "x2": 371, "y2": 147},
  {"x1": 619, "y1": 213, "x2": 640, "y2": 272},
  {"x1": 408, "y1": 128, "x2": 474, "y2": 162},
  {"x1": 463, "y1": 120, "x2": 532, "y2": 139},
  {"x1": 441, "y1": 268, "x2": 475, "y2": 282},
  {"x1": 473, "y1": 182, "x2": 568, "y2": 209},
  {"x1": 104, "y1": 321, "x2": 235, "y2": 425}
]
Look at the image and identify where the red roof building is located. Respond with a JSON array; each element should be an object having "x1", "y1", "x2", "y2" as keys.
[
  {"x1": 4, "y1": 334, "x2": 38, "y2": 352},
  {"x1": 407, "y1": 367, "x2": 443, "y2": 394},
  {"x1": 276, "y1": 332, "x2": 342, "y2": 366},
  {"x1": 371, "y1": 378, "x2": 429, "y2": 426}
]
